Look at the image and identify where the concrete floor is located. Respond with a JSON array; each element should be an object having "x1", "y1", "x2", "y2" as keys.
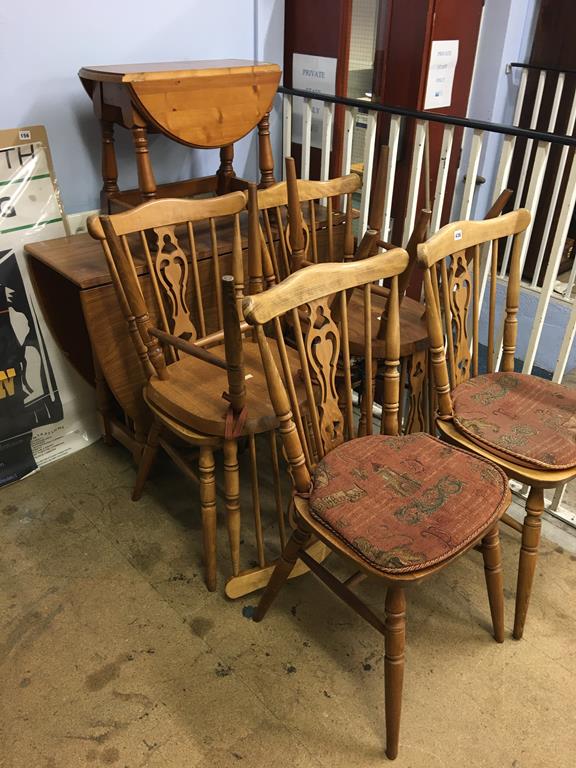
[{"x1": 1, "y1": 440, "x2": 576, "y2": 768}]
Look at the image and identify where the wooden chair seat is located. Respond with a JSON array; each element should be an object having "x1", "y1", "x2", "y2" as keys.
[
  {"x1": 435, "y1": 419, "x2": 576, "y2": 487},
  {"x1": 146, "y1": 340, "x2": 303, "y2": 437},
  {"x1": 307, "y1": 433, "x2": 509, "y2": 575},
  {"x1": 450, "y1": 372, "x2": 576, "y2": 471},
  {"x1": 347, "y1": 289, "x2": 428, "y2": 359},
  {"x1": 142, "y1": 389, "x2": 222, "y2": 445}
]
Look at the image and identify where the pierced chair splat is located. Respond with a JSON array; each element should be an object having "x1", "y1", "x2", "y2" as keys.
[{"x1": 279, "y1": 154, "x2": 433, "y2": 435}]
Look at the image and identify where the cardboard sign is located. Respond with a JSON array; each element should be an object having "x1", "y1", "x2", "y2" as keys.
[{"x1": 424, "y1": 40, "x2": 459, "y2": 110}]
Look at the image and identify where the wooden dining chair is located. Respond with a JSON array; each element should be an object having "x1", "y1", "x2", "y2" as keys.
[
  {"x1": 242, "y1": 251, "x2": 511, "y2": 760},
  {"x1": 417, "y1": 208, "x2": 576, "y2": 639},
  {"x1": 87, "y1": 193, "x2": 290, "y2": 592}
]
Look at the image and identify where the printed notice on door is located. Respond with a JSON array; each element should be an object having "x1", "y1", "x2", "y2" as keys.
[
  {"x1": 424, "y1": 40, "x2": 459, "y2": 110},
  {"x1": 292, "y1": 53, "x2": 337, "y2": 149}
]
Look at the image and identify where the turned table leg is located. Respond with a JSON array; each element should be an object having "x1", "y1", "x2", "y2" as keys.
[
  {"x1": 92, "y1": 348, "x2": 113, "y2": 446},
  {"x1": 100, "y1": 119, "x2": 119, "y2": 211},
  {"x1": 217, "y1": 144, "x2": 235, "y2": 195},
  {"x1": 131, "y1": 125, "x2": 157, "y2": 200},
  {"x1": 258, "y1": 112, "x2": 275, "y2": 188}
]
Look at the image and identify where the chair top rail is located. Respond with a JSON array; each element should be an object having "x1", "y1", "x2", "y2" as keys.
[
  {"x1": 252, "y1": 174, "x2": 360, "y2": 210},
  {"x1": 243, "y1": 248, "x2": 409, "y2": 325},
  {"x1": 279, "y1": 85, "x2": 576, "y2": 147},
  {"x1": 88, "y1": 192, "x2": 246, "y2": 239},
  {"x1": 416, "y1": 209, "x2": 531, "y2": 268}
]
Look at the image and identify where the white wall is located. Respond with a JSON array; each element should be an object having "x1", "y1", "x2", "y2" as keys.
[
  {"x1": 452, "y1": 0, "x2": 539, "y2": 218},
  {"x1": 468, "y1": 0, "x2": 538, "y2": 125},
  {"x1": 0, "y1": 0, "x2": 285, "y2": 213},
  {"x1": 249, "y1": 0, "x2": 286, "y2": 185}
]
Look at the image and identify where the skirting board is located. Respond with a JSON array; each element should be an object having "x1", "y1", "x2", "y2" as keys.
[{"x1": 67, "y1": 209, "x2": 99, "y2": 235}]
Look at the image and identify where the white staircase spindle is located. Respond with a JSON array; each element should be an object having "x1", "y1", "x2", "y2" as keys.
[
  {"x1": 358, "y1": 109, "x2": 378, "y2": 235},
  {"x1": 430, "y1": 124, "x2": 454, "y2": 234},
  {"x1": 500, "y1": 69, "x2": 547, "y2": 276},
  {"x1": 341, "y1": 106, "x2": 355, "y2": 176},
  {"x1": 282, "y1": 93, "x2": 293, "y2": 179},
  {"x1": 403, "y1": 119, "x2": 427, "y2": 245},
  {"x1": 382, "y1": 114, "x2": 401, "y2": 242},
  {"x1": 301, "y1": 97, "x2": 313, "y2": 180}
]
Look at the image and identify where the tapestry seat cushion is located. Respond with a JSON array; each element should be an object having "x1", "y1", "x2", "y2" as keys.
[
  {"x1": 308, "y1": 433, "x2": 509, "y2": 575},
  {"x1": 452, "y1": 372, "x2": 576, "y2": 471}
]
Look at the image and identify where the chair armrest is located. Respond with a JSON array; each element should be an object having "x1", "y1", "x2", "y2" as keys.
[
  {"x1": 376, "y1": 239, "x2": 398, "y2": 251},
  {"x1": 149, "y1": 327, "x2": 228, "y2": 370}
]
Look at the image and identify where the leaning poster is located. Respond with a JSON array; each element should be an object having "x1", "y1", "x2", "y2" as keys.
[{"x1": 0, "y1": 126, "x2": 98, "y2": 486}]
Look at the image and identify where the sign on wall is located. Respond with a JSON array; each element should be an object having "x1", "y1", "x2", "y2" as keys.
[
  {"x1": 0, "y1": 126, "x2": 98, "y2": 486},
  {"x1": 424, "y1": 40, "x2": 459, "y2": 110},
  {"x1": 292, "y1": 53, "x2": 338, "y2": 148}
]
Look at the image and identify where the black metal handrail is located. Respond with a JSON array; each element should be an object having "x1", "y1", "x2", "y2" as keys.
[
  {"x1": 509, "y1": 61, "x2": 576, "y2": 76},
  {"x1": 278, "y1": 84, "x2": 576, "y2": 148}
]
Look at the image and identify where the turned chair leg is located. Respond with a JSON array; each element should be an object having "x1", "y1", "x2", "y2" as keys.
[
  {"x1": 132, "y1": 421, "x2": 161, "y2": 501},
  {"x1": 253, "y1": 525, "x2": 312, "y2": 622},
  {"x1": 384, "y1": 586, "x2": 406, "y2": 761},
  {"x1": 223, "y1": 439, "x2": 241, "y2": 577},
  {"x1": 199, "y1": 446, "x2": 218, "y2": 592},
  {"x1": 481, "y1": 524, "x2": 505, "y2": 643},
  {"x1": 514, "y1": 485, "x2": 544, "y2": 640}
]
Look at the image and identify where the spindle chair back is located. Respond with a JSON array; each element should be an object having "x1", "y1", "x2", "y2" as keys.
[
  {"x1": 269, "y1": 156, "x2": 432, "y2": 437},
  {"x1": 418, "y1": 208, "x2": 531, "y2": 397},
  {"x1": 244, "y1": 249, "x2": 408, "y2": 484},
  {"x1": 252, "y1": 165, "x2": 360, "y2": 282},
  {"x1": 88, "y1": 192, "x2": 250, "y2": 376}
]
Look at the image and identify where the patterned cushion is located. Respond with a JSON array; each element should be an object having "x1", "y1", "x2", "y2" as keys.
[
  {"x1": 308, "y1": 434, "x2": 509, "y2": 575},
  {"x1": 452, "y1": 372, "x2": 576, "y2": 470}
]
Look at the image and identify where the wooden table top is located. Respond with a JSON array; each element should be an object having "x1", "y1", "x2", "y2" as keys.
[
  {"x1": 26, "y1": 233, "x2": 121, "y2": 290},
  {"x1": 79, "y1": 60, "x2": 282, "y2": 148},
  {"x1": 79, "y1": 60, "x2": 280, "y2": 83}
]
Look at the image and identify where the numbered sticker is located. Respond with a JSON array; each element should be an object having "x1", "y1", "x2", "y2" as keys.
[
  {"x1": 454, "y1": 229, "x2": 463, "y2": 241},
  {"x1": 18, "y1": 129, "x2": 32, "y2": 141}
]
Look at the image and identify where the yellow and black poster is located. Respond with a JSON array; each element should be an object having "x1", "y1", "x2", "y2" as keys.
[
  {"x1": 0, "y1": 127, "x2": 98, "y2": 486},
  {"x1": 0, "y1": 246, "x2": 63, "y2": 482}
]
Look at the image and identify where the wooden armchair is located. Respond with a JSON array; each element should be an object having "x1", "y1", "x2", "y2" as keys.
[
  {"x1": 87, "y1": 193, "x2": 293, "y2": 593},
  {"x1": 243, "y1": 250, "x2": 511, "y2": 760},
  {"x1": 417, "y1": 208, "x2": 576, "y2": 639}
]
